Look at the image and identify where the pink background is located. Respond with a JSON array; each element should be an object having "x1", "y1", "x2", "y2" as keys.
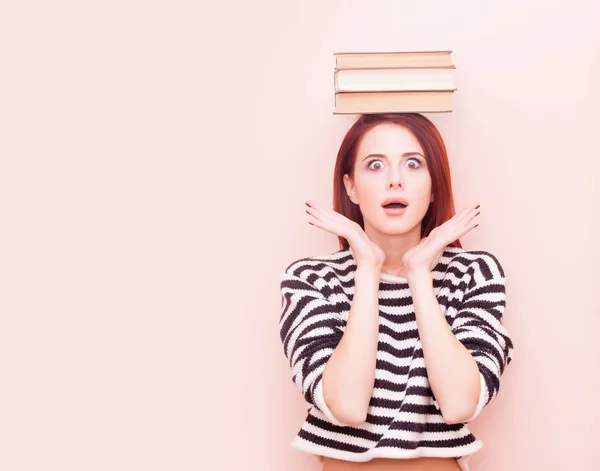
[{"x1": 1, "y1": 1, "x2": 599, "y2": 470}]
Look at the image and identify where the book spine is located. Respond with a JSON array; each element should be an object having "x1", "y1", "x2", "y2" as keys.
[
  {"x1": 333, "y1": 50, "x2": 452, "y2": 55},
  {"x1": 334, "y1": 88, "x2": 458, "y2": 94},
  {"x1": 334, "y1": 65, "x2": 456, "y2": 71}
]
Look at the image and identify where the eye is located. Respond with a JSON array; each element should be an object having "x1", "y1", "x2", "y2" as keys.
[
  {"x1": 366, "y1": 157, "x2": 423, "y2": 171},
  {"x1": 406, "y1": 157, "x2": 422, "y2": 169},
  {"x1": 367, "y1": 159, "x2": 383, "y2": 171}
]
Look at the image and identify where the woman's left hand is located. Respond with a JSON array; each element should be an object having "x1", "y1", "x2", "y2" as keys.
[{"x1": 403, "y1": 204, "x2": 481, "y2": 275}]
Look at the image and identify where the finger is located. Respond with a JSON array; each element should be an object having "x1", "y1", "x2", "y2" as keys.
[
  {"x1": 305, "y1": 202, "x2": 340, "y2": 225},
  {"x1": 306, "y1": 201, "x2": 329, "y2": 219},
  {"x1": 455, "y1": 204, "x2": 480, "y2": 224},
  {"x1": 457, "y1": 219, "x2": 480, "y2": 239},
  {"x1": 307, "y1": 201, "x2": 350, "y2": 226},
  {"x1": 465, "y1": 220, "x2": 479, "y2": 234},
  {"x1": 306, "y1": 204, "x2": 334, "y2": 224},
  {"x1": 307, "y1": 213, "x2": 343, "y2": 237},
  {"x1": 466, "y1": 206, "x2": 481, "y2": 224},
  {"x1": 457, "y1": 203, "x2": 477, "y2": 216},
  {"x1": 306, "y1": 201, "x2": 360, "y2": 241},
  {"x1": 445, "y1": 205, "x2": 469, "y2": 225},
  {"x1": 306, "y1": 200, "x2": 328, "y2": 213},
  {"x1": 308, "y1": 205, "x2": 330, "y2": 219}
]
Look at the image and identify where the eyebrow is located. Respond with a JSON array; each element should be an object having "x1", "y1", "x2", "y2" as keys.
[{"x1": 362, "y1": 152, "x2": 424, "y2": 162}]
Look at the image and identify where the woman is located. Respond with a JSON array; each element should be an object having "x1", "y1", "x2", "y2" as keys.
[{"x1": 279, "y1": 113, "x2": 514, "y2": 471}]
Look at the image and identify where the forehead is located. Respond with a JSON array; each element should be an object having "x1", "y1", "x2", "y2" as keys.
[{"x1": 356, "y1": 123, "x2": 423, "y2": 156}]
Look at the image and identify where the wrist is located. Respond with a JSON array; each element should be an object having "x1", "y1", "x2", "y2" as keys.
[
  {"x1": 406, "y1": 266, "x2": 433, "y2": 284},
  {"x1": 354, "y1": 265, "x2": 382, "y2": 282}
]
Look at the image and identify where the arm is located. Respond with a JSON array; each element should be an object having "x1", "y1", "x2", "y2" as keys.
[
  {"x1": 321, "y1": 266, "x2": 381, "y2": 424},
  {"x1": 448, "y1": 255, "x2": 514, "y2": 420},
  {"x1": 279, "y1": 265, "x2": 381, "y2": 426},
  {"x1": 408, "y1": 268, "x2": 481, "y2": 424},
  {"x1": 408, "y1": 254, "x2": 514, "y2": 424}
]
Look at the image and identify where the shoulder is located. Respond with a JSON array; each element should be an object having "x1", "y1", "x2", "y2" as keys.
[
  {"x1": 282, "y1": 247, "x2": 353, "y2": 281},
  {"x1": 280, "y1": 249, "x2": 354, "y2": 309},
  {"x1": 280, "y1": 247, "x2": 353, "y2": 301},
  {"x1": 444, "y1": 246, "x2": 505, "y2": 280}
]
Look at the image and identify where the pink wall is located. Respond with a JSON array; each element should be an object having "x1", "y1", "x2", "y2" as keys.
[{"x1": 1, "y1": 1, "x2": 599, "y2": 470}]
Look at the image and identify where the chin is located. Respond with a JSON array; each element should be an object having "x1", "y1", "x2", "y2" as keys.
[
  {"x1": 377, "y1": 222, "x2": 412, "y2": 236},
  {"x1": 378, "y1": 217, "x2": 421, "y2": 235}
]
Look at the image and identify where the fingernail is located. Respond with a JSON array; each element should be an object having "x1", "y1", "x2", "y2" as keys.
[
  {"x1": 305, "y1": 201, "x2": 311, "y2": 207},
  {"x1": 306, "y1": 210, "x2": 310, "y2": 214},
  {"x1": 475, "y1": 204, "x2": 480, "y2": 209},
  {"x1": 475, "y1": 224, "x2": 479, "y2": 228},
  {"x1": 476, "y1": 211, "x2": 480, "y2": 216}
]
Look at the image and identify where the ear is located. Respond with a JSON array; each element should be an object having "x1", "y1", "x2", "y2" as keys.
[{"x1": 343, "y1": 174, "x2": 359, "y2": 205}]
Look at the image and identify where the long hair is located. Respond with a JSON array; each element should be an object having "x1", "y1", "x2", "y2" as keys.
[{"x1": 332, "y1": 113, "x2": 463, "y2": 250}]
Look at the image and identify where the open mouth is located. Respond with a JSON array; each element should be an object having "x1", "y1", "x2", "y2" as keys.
[{"x1": 383, "y1": 202, "x2": 407, "y2": 209}]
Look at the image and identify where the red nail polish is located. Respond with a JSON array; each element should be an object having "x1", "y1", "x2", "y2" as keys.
[
  {"x1": 306, "y1": 210, "x2": 310, "y2": 214},
  {"x1": 475, "y1": 224, "x2": 479, "y2": 228},
  {"x1": 476, "y1": 204, "x2": 480, "y2": 209},
  {"x1": 476, "y1": 211, "x2": 480, "y2": 216},
  {"x1": 305, "y1": 201, "x2": 311, "y2": 207}
]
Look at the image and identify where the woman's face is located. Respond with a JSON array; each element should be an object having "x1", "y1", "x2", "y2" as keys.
[{"x1": 343, "y1": 123, "x2": 433, "y2": 237}]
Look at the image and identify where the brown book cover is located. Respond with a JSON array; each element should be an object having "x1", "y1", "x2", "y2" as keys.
[
  {"x1": 334, "y1": 90, "x2": 456, "y2": 114},
  {"x1": 334, "y1": 50, "x2": 453, "y2": 70}
]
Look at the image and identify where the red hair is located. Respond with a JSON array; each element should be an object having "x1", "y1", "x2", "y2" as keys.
[{"x1": 332, "y1": 113, "x2": 463, "y2": 250}]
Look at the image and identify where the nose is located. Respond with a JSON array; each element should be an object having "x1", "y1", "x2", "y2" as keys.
[{"x1": 388, "y1": 169, "x2": 403, "y2": 188}]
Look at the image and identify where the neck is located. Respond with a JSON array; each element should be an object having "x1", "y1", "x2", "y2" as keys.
[{"x1": 363, "y1": 221, "x2": 423, "y2": 278}]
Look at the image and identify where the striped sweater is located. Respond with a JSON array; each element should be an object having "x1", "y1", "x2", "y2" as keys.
[{"x1": 278, "y1": 244, "x2": 514, "y2": 471}]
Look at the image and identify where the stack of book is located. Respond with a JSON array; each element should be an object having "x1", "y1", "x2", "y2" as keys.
[{"x1": 333, "y1": 50, "x2": 457, "y2": 114}]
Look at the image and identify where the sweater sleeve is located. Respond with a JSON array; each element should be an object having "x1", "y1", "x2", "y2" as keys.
[
  {"x1": 278, "y1": 267, "x2": 351, "y2": 426},
  {"x1": 450, "y1": 252, "x2": 514, "y2": 422}
]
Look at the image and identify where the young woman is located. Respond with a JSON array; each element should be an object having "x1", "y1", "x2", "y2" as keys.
[{"x1": 279, "y1": 113, "x2": 514, "y2": 471}]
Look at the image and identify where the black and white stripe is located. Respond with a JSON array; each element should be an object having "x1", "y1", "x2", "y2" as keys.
[{"x1": 278, "y1": 245, "x2": 514, "y2": 467}]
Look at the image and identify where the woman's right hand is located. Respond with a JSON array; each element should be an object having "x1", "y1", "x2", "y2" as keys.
[{"x1": 305, "y1": 200, "x2": 386, "y2": 269}]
